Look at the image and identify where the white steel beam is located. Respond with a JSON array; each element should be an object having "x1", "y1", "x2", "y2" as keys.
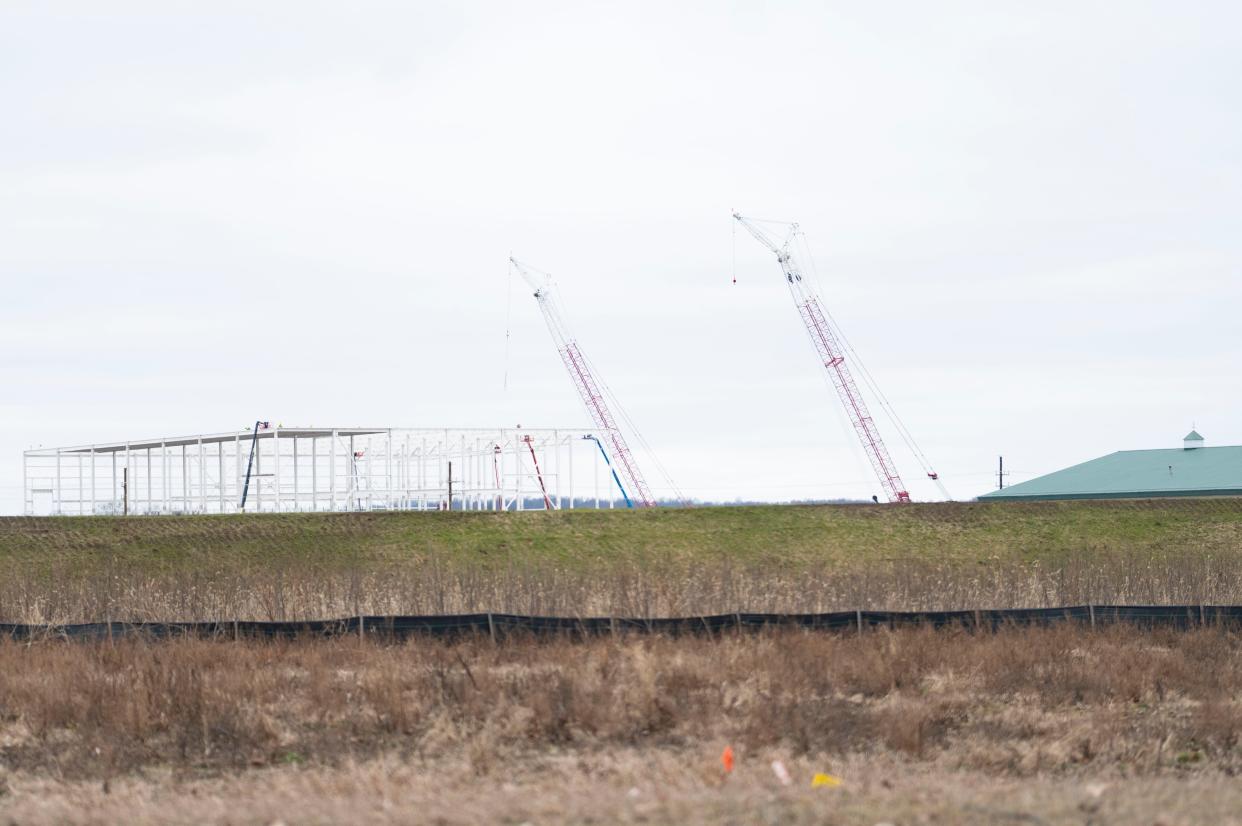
[
  {"x1": 23, "y1": 427, "x2": 603, "y2": 517},
  {"x1": 198, "y1": 438, "x2": 205, "y2": 514},
  {"x1": 273, "y1": 427, "x2": 280, "y2": 513}
]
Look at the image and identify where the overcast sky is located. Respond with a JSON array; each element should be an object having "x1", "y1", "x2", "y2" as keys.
[{"x1": 2, "y1": 1, "x2": 1240, "y2": 512}]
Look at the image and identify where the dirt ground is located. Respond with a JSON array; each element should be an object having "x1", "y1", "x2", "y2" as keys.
[{"x1": 4, "y1": 750, "x2": 1241, "y2": 825}]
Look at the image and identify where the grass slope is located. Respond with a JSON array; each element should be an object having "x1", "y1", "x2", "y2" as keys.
[{"x1": 3, "y1": 499, "x2": 1241, "y2": 580}]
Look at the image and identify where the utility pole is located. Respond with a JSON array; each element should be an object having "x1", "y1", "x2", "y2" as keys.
[
  {"x1": 447, "y1": 460, "x2": 453, "y2": 511},
  {"x1": 122, "y1": 467, "x2": 128, "y2": 516},
  {"x1": 997, "y1": 456, "x2": 1008, "y2": 490}
]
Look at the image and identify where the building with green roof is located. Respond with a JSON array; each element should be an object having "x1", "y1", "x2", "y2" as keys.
[{"x1": 981, "y1": 431, "x2": 1242, "y2": 501}]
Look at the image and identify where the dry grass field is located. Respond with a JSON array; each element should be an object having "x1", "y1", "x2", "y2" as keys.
[
  {"x1": 4, "y1": 627, "x2": 1242, "y2": 824},
  {"x1": 4, "y1": 500, "x2": 1242, "y2": 823}
]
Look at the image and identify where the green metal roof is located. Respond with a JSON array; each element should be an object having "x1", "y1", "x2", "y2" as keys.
[
  {"x1": 981, "y1": 445, "x2": 1242, "y2": 501},
  {"x1": 1185, "y1": 430, "x2": 1204, "y2": 442}
]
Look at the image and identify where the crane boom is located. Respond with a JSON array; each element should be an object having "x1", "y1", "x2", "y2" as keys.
[
  {"x1": 510, "y1": 257, "x2": 658, "y2": 507},
  {"x1": 733, "y1": 214, "x2": 912, "y2": 503}
]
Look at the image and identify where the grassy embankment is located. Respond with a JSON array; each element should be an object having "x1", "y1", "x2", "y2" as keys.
[{"x1": 2, "y1": 499, "x2": 1241, "y2": 621}]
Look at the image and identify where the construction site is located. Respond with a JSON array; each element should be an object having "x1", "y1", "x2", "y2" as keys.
[
  {"x1": 21, "y1": 215, "x2": 944, "y2": 516},
  {"x1": 8, "y1": 7, "x2": 1235, "y2": 824},
  {"x1": 20, "y1": 426, "x2": 628, "y2": 516}
]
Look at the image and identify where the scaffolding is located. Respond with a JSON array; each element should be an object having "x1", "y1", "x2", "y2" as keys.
[{"x1": 22, "y1": 426, "x2": 624, "y2": 516}]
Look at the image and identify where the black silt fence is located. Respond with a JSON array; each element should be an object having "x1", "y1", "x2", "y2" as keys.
[{"x1": 3, "y1": 605, "x2": 1242, "y2": 642}]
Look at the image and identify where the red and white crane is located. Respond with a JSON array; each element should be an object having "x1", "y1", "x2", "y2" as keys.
[
  {"x1": 510, "y1": 257, "x2": 658, "y2": 507},
  {"x1": 733, "y1": 213, "x2": 945, "y2": 503}
]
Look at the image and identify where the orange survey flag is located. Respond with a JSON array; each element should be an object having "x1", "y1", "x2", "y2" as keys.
[{"x1": 721, "y1": 745, "x2": 735, "y2": 773}]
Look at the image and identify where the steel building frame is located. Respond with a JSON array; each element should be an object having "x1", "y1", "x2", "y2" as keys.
[{"x1": 22, "y1": 426, "x2": 622, "y2": 515}]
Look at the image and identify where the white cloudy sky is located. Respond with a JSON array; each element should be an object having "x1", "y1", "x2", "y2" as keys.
[{"x1": 2, "y1": 1, "x2": 1240, "y2": 512}]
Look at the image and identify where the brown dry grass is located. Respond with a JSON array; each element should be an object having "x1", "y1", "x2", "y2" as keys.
[
  {"x1": 0, "y1": 628, "x2": 1237, "y2": 799},
  {"x1": 4, "y1": 550, "x2": 1242, "y2": 623}
]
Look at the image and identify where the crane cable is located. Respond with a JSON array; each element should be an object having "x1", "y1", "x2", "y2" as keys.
[
  {"x1": 730, "y1": 212, "x2": 879, "y2": 496},
  {"x1": 731, "y1": 210, "x2": 737, "y2": 285},
  {"x1": 514, "y1": 265, "x2": 680, "y2": 505},
  {"x1": 580, "y1": 347, "x2": 687, "y2": 505},
  {"x1": 793, "y1": 229, "x2": 952, "y2": 501},
  {"x1": 735, "y1": 214, "x2": 877, "y2": 498},
  {"x1": 794, "y1": 227, "x2": 938, "y2": 484}
]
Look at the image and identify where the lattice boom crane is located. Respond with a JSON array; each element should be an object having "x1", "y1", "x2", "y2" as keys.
[
  {"x1": 733, "y1": 214, "x2": 913, "y2": 503},
  {"x1": 510, "y1": 257, "x2": 657, "y2": 507}
]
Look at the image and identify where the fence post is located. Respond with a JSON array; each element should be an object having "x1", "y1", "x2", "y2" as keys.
[
  {"x1": 233, "y1": 619, "x2": 239, "y2": 642},
  {"x1": 1088, "y1": 604, "x2": 1095, "y2": 629},
  {"x1": 487, "y1": 612, "x2": 496, "y2": 643},
  {"x1": 856, "y1": 608, "x2": 863, "y2": 637},
  {"x1": 358, "y1": 615, "x2": 364, "y2": 642}
]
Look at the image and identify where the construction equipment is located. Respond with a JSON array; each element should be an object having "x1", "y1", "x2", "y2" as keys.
[
  {"x1": 583, "y1": 434, "x2": 633, "y2": 508},
  {"x1": 522, "y1": 434, "x2": 556, "y2": 510},
  {"x1": 510, "y1": 257, "x2": 658, "y2": 507},
  {"x1": 238, "y1": 420, "x2": 271, "y2": 511},
  {"x1": 733, "y1": 214, "x2": 946, "y2": 503},
  {"x1": 492, "y1": 444, "x2": 504, "y2": 510}
]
